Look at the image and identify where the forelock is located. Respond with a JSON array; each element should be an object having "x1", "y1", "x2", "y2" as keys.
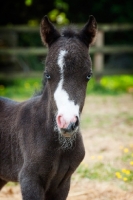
[{"x1": 61, "y1": 27, "x2": 78, "y2": 38}]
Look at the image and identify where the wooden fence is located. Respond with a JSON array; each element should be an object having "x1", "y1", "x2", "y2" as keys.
[{"x1": 0, "y1": 23, "x2": 133, "y2": 77}]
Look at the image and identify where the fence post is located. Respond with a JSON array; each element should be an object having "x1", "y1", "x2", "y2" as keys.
[{"x1": 93, "y1": 30, "x2": 104, "y2": 78}]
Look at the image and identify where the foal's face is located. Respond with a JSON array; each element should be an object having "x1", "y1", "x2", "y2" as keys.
[
  {"x1": 40, "y1": 15, "x2": 97, "y2": 137},
  {"x1": 45, "y1": 38, "x2": 92, "y2": 136}
]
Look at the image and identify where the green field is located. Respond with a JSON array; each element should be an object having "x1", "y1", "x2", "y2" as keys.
[{"x1": 0, "y1": 75, "x2": 133, "y2": 100}]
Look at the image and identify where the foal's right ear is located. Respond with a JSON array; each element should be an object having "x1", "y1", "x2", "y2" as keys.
[{"x1": 40, "y1": 16, "x2": 61, "y2": 47}]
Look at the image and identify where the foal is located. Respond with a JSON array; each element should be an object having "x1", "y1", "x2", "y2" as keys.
[{"x1": 0, "y1": 15, "x2": 97, "y2": 200}]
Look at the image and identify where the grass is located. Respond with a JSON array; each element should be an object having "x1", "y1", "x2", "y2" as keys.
[
  {"x1": 73, "y1": 144, "x2": 133, "y2": 188},
  {"x1": 75, "y1": 162, "x2": 117, "y2": 181},
  {"x1": 0, "y1": 77, "x2": 42, "y2": 100},
  {"x1": 0, "y1": 75, "x2": 133, "y2": 99},
  {"x1": 87, "y1": 75, "x2": 133, "y2": 95},
  {"x1": 115, "y1": 145, "x2": 133, "y2": 183}
]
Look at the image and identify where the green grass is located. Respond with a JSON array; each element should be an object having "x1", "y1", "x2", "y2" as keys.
[
  {"x1": 0, "y1": 77, "x2": 42, "y2": 100},
  {"x1": 116, "y1": 145, "x2": 133, "y2": 183},
  {"x1": 74, "y1": 144, "x2": 133, "y2": 185},
  {"x1": 75, "y1": 162, "x2": 117, "y2": 181},
  {"x1": 0, "y1": 75, "x2": 133, "y2": 99},
  {"x1": 87, "y1": 75, "x2": 133, "y2": 95},
  {"x1": 7, "y1": 182, "x2": 18, "y2": 186}
]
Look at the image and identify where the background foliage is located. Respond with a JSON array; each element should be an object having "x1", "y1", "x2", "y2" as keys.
[
  {"x1": 0, "y1": 75, "x2": 133, "y2": 100},
  {"x1": 0, "y1": 0, "x2": 133, "y2": 97},
  {"x1": 0, "y1": 0, "x2": 133, "y2": 25}
]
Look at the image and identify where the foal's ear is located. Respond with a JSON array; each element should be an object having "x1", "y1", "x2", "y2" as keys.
[
  {"x1": 79, "y1": 15, "x2": 97, "y2": 47},
  {"x1": 40, "y1": 16, "x2": 61, "y2": 47}
]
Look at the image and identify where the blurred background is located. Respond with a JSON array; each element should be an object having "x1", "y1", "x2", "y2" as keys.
[
  {"x1": 0, "y1": 0, "x2": 133, "y2": 99},
  {"x1": 0, "y1": 1, "x2": 133, "y2": 199}
]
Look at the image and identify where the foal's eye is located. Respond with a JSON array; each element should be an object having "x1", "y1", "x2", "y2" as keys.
[
  {"x1": 45, "y1": 73, "x2": 51, "y2": 80},
  {"x1": 86, "y1": 73, "x2": 92, "y2": 81}
]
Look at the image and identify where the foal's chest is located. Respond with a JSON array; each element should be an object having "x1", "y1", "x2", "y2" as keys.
[{"x1": 49, "y1": 148, "x2": 84, "y2": 188}]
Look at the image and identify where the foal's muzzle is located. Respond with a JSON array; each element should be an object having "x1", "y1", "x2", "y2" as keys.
[{"x1": 61, "y1": 117, "x2": 79, "y2": 137}]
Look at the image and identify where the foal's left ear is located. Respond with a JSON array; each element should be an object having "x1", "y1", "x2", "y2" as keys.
[
  {"x1": 79, "y1": 15, "x2": 97, "y2": 47},
  {"x1": 40, "y1": 16, "x2": 61, "y2": 47}
]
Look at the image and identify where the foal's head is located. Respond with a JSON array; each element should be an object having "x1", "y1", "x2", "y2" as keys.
[{"x1": 40, "y1": 16, "x2": 97, "y2": 140}]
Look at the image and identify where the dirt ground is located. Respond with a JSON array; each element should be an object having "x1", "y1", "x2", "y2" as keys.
[{"x1": 0, "y1": 94, "x2": 133, "y2": 200}]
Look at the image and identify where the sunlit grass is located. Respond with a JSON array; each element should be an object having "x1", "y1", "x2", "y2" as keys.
[
  {"x1": 73, "y1": 144, "x2": 133, "y2": 185},
  {"x1": 0, "y1": 75, "x2": 133, "y2": 100},
  {"x1": 6, "y1": 182, "x2": 18, "y2": 186},
  {"x1": 75, "y1": 162, "x2": 116, "y2": 181},
  {"x1": 115, "y1": 144, "x2": 133, "y2": 183},
  {"x1": 0, "y1": 78, "x2": 42, "y2": 100},
  {"x1": 100, "y1": 75, "x2": 133, "y2": 93},
  {"x1": 87, "y1": 75, "x2": 133, "y2": 95}
]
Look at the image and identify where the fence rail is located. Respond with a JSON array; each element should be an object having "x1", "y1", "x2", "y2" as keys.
[
  {"x1": 0, "y1": 24, "x2": 133, "y2": 32},
  {"x1": 0, "y1": 23, "x2": 133, "y2": 76},
  {"x1": 0, "y1": 46, "x2": 133, "y2": 55}
]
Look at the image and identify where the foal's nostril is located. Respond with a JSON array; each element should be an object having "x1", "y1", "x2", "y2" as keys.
[
  {"x1": 57, "y1": 115, "x2": 79, "y2": 134},
  {"x1": 66, "y1": 116, "x2": 79, "y2": 132},
  {"x1": 75, "y1": 116, "x2": 79, "y2": 127}
]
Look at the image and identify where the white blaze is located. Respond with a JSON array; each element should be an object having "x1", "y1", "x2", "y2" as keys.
[{"x1": 54, "y1": 50, "x2": 79, "y2": 123}]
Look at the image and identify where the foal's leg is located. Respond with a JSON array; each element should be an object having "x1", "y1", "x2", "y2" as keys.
[
  {"x1": 19, "y1": 168, "x2": 45, "y2": 200},
  {"x1": 0, "y1": 179, "x2": 7, "y2": 190},
  {"x1": 50, "y1": 178, "x2": 71, "y2": 200}
]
